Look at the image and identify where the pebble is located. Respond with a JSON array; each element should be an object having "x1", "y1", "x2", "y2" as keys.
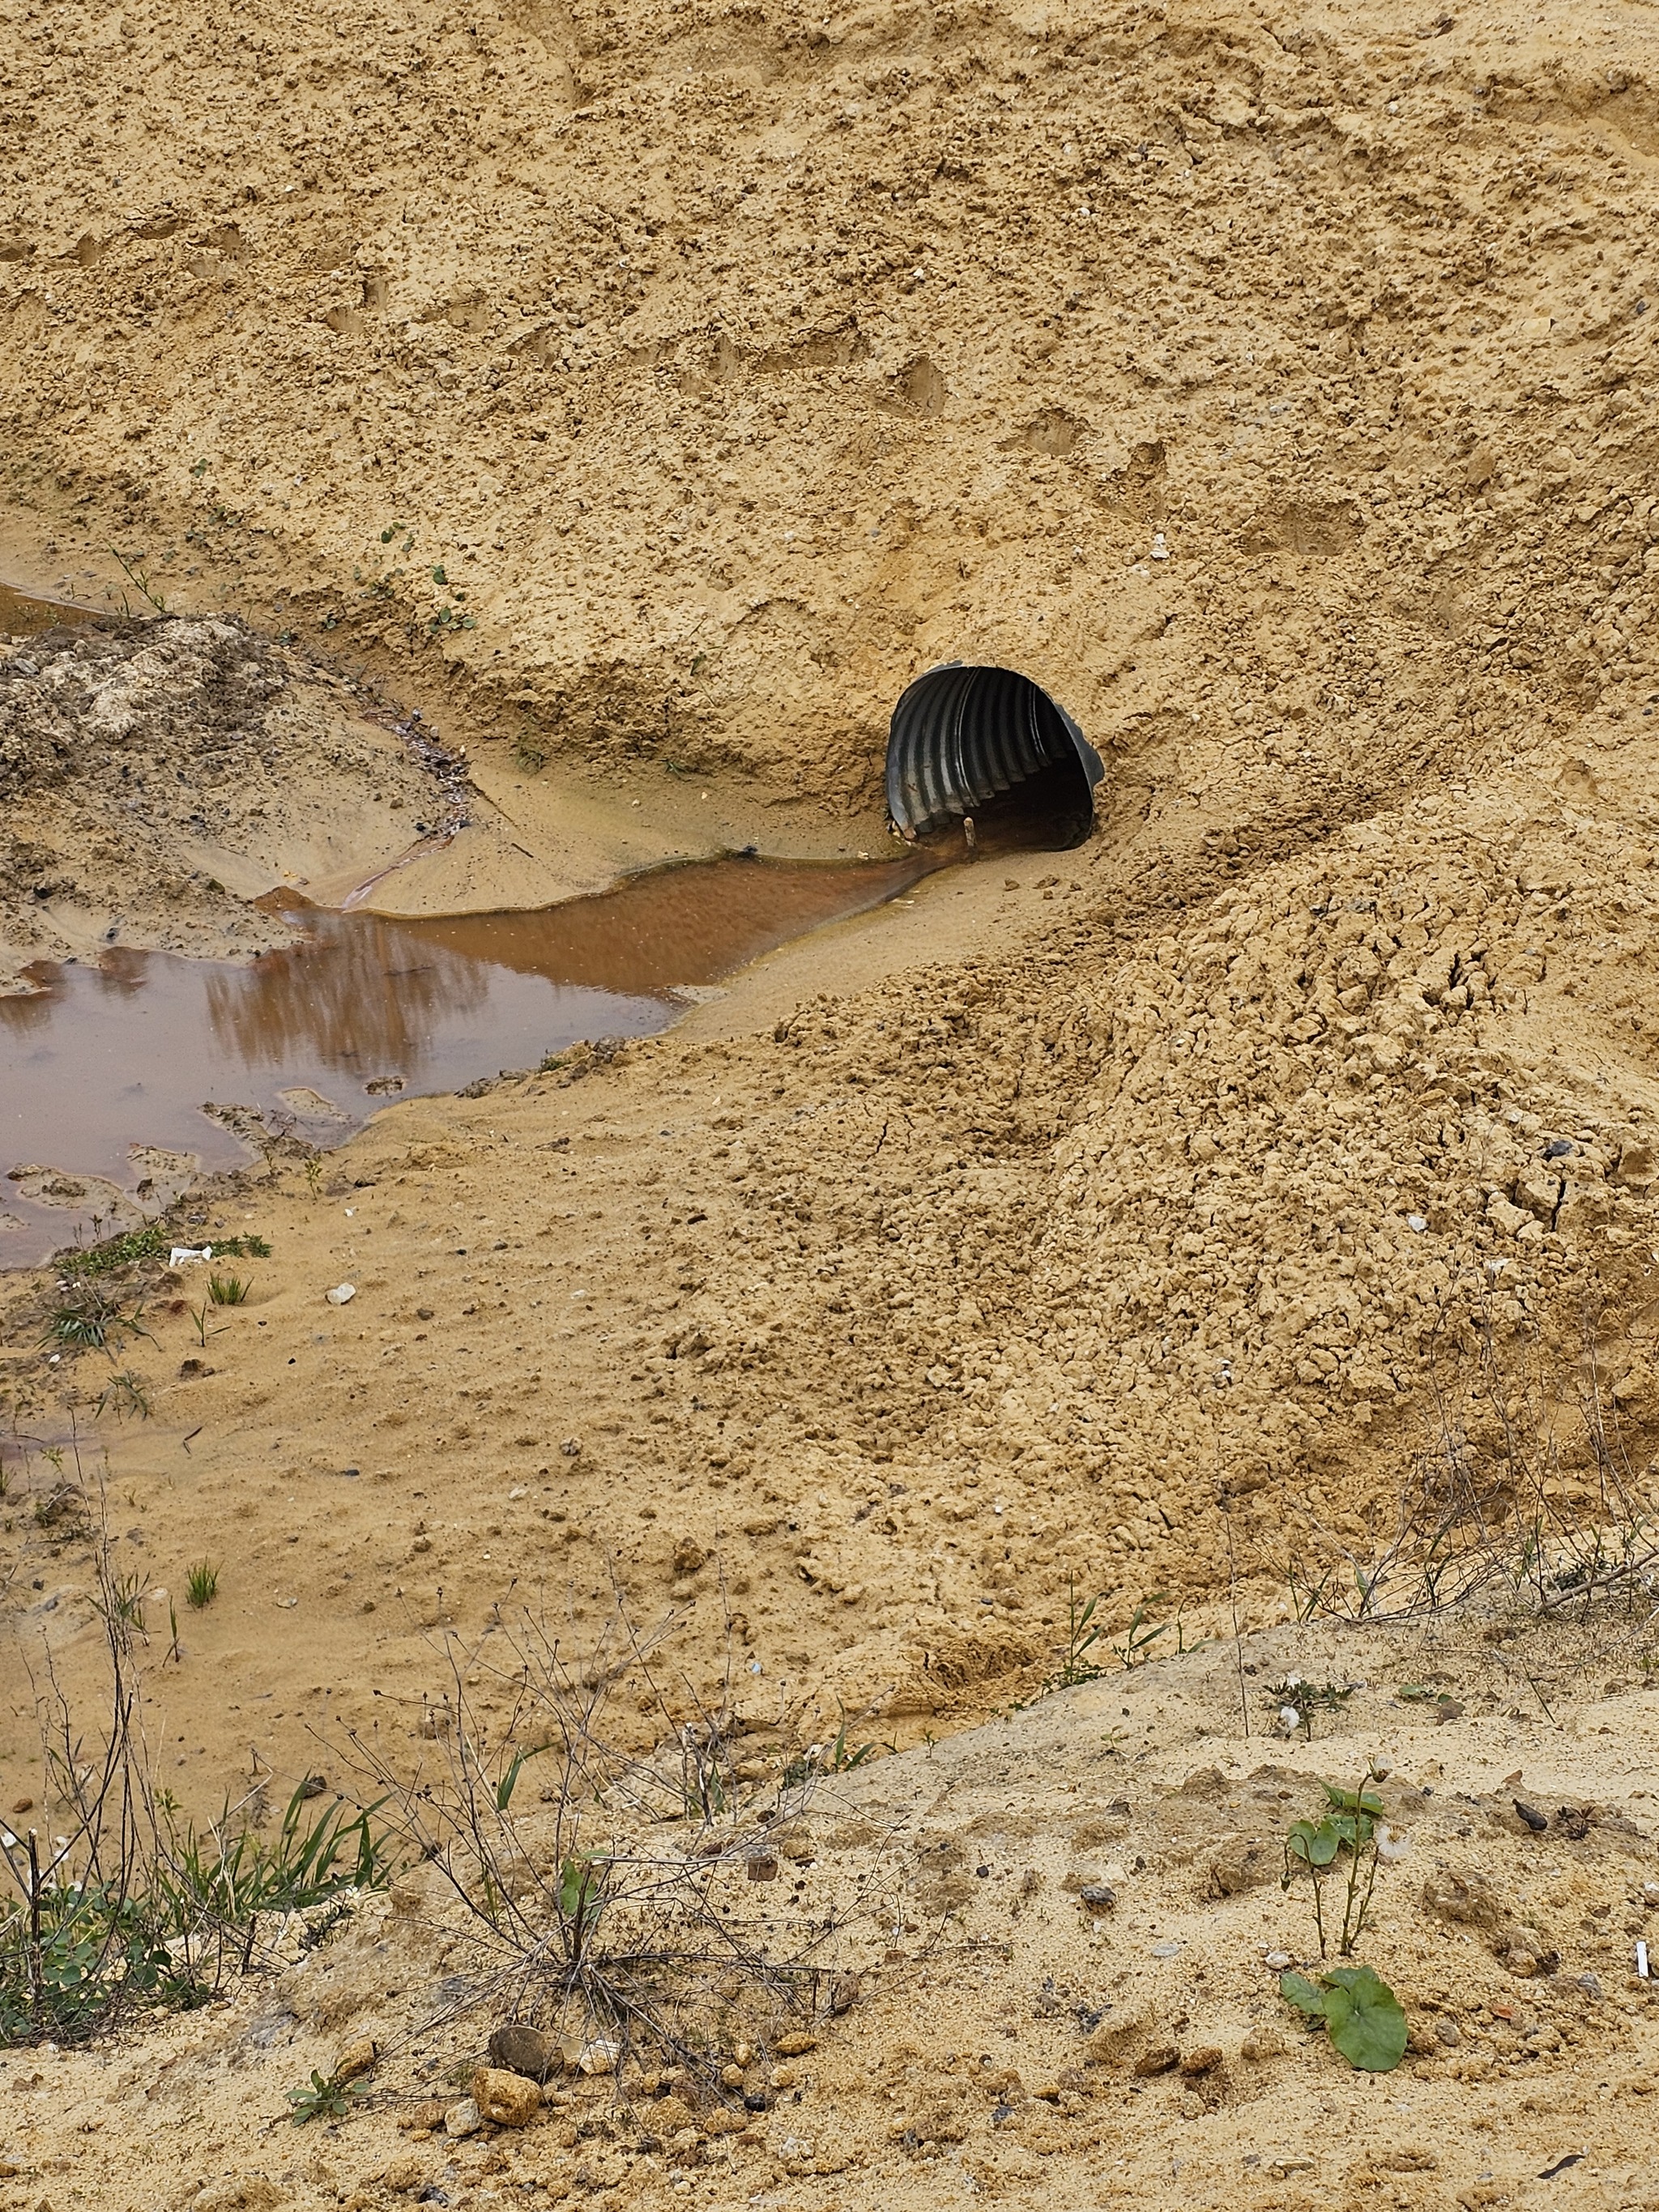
[
  {"x1": 1078, "y1": 1883, "x2": 1116, "y2": 1915},
  {"x1": 1239, "y1": 2029, "x2": 1287, "y2": 2061},
  {"x1": 1264, "y1": 1951, "x2": 1294, "y2": 1971},
  {"x1": 326, "y1": 1282, "x2": 356, "y2": 1306},
  {"x1": 1131, "y1": 2046, "x2": 1179, "y2": 2077},
  {"x1": 444, "y1": 2096, "x2": 482, "y2": 2138},
  {"x1": 334, "y1": 2035, "x2": 378, "y2": 2084},
  {"x1": 471, "y1": 2066, "x2": 544, "y2": 2127},
  {"x1": 487, "y1": 2023, "x2": 561, "y2": 2082}
]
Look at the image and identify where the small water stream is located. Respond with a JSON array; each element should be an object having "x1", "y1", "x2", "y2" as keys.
[{"x1": 1, "y1": 853, "x2": 938, "y2": 1265}]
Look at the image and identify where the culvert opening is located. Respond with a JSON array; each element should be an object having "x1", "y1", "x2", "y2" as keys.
[{"x1": 885, "y1": 661, "x2": 1104, "y2": 853}]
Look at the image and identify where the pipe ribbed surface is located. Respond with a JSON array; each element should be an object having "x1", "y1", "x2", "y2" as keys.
[{"x1": 885, "y1": 662, "x2": 1104, "y2": 837}]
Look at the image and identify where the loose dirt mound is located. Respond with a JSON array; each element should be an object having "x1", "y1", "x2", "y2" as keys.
[{"x1": 0, "y1": 616, "x2": 454, "y2": 990}]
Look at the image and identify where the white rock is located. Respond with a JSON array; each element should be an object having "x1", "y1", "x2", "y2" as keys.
[
  {"x1": 326, "y1": 1282, "x2": 356, "y2": 1306},
  {"x1": 445, "y1": 2095, "x2": 482, "y2": 2137}
]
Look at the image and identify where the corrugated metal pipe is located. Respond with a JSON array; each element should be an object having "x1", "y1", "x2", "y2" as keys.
[{"x1": 885, "y1": 662, "x2": 1104, "y2": 845}]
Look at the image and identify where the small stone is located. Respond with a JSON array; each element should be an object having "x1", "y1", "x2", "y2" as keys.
[
  {"x1": 575, "y1": 2039, "x2": 619, "y2": 2076},
  {"x1": 1179, "y1": 2047, "x2": 1222, "y2": 2077},
  {"x1": 1435, "y1": 2018, "x2": 1461, "y2": 2048},
  {"x1": 334, "y1": 2035, "x2": 378, "y2": 2084},
  {"x1": 1078, "y1": 1883, "x2": 1117, "y2": 1915},
  {"x1": 1132, "y1": 2046, "x2": 1179, "y2": 2077},
  {"x1": 190, "y1": 2184, "x2": 287, "y2": 2212},
  {"x1": 1239, "y1": 2029, "x2": 1286, "y2": 2061},
  {"x1": 1514, "y1": 1801, "x2": 1549, "y2": 1833},
  {"x1": 1264, "y1": 1950, "x2": 1293, "y2": 1971},
  {"x1": 1504, "y1": 1948, "x2": 1539, "y2": 1977},
  {"x1": 402, "y1": 2102, "x2": 446, "y2": 2133},
  {"x1": 381, "y1": 2154, "x2": 430, "y2": 2195},
  {"x1": 774, "y1": 2032, "x2": 817, "y2": 2057},
  {"x1": 443, "y1": 2095, "x2": 483, "y2": 2138},
  {"x1": 471, "y1": 2067, "x2": 543, "y2": 2127},
  {"x1": 487, "y1": 2023, "x2": 561, "y2": 2082},
  {"x1": 325, "y1": 1282, "x2": 356, "y2": 1306}
]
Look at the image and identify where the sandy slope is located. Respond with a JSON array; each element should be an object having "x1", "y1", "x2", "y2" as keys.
[
  {"x1": 4, "y1": 0, "x2": 1659, "y2": 816},
  {"x1": 0, "y1": 1613, "x2": 1654, "y2": 2212},
  {"x1": 5, "y1": 0, "x2": 1659, "y2": 2193}
]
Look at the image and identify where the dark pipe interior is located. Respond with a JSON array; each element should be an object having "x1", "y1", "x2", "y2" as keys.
[
  {"x1": 885, "y1": 661, "x2": 1103, "y2": 853},
  {"x1": 964, "y1": 753, "x2": 1096, "y2": 853}
]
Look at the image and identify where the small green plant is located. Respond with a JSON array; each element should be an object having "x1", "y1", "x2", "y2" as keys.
[
  {"x1": 1111, "y1": 1592, "x2": 1175, "y2": 1669},
  {"x1": 827, "y1": 1715, "x2": 891, "y2": 1771},
  {"x1": 556, "y1": 1852, "x2": 607, "y2": 1956},
  {"x1": 96, "y1": 1369, "x2": 151, "y2": 1421},
  {"x1": 94, "y1": 1572, "x2": 149, "y2": 1634},
  {"x1": 60, "y1": 1223, "x2": 173, "y2": 1278},
  {"x1": 1280, "y1": 1963, "x2": 1406, "y2": 2072},
  {"x1": 189, "y1": 1303, "x2": 212, "y2": 1349},
  {"x1": 783, "y1": 1714, "x2": 892, "y2": 1786},
  {"x1": 1044, "y1": 1582, "x2": 1109, "y2": 1692},
  {"x1": 1284, "y1": 1559, "x2": 1339, "y2": 1622},
  {"x1": 1267, "y1": 1675, "x2": 1354, "y2": 1740},
  {"x1": 1282, "y1": 1777, "x2": 1391, "y2": 1958},
  {"x1": 110, "y1": 545, "x2": 168, "y2": 613},
  {"x1": 41, "y1": 1285, "x2": 146, "y2": 1357},
  {"x1": 207, "y1": 1274, "x2": 249, "y2": 1306},
  {"x1": 287, "y1": 2069, "x2": 360, "y2": 2125},
  {"x1": 186, "y1": 1562, "x2": 220, "y2": 1610},
  {"x1": 303, "y1": 1155, "x2": 325, "y2": 1200}
]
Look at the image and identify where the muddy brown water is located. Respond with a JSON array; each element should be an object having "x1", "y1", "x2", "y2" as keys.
[
  {"x1": 1, "y1": 854, "x2": 938, "y2": 1268},
  {"x1": 0, "y1": 581, "x2": 96, "y2": 636}
]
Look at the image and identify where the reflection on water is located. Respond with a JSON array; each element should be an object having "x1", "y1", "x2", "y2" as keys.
[
  {"x1": 0, "y1": 851, "x2": 936, "y2": 1265},
  {"x1": 204, "y1": 912, "x2": 493, "y2": 1076}
]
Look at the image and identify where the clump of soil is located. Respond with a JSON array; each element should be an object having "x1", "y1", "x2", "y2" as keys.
[{"x1": 0, "y1": 614, "x2": 454, "y2": 991}]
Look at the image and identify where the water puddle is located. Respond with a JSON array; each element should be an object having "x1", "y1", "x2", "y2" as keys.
[
  {"x1": 0, "y1": 581, "x2": 96, "y2": 637},
  {"x1": 1, "y1": 852, "x2": 936, "y2": 1267}
]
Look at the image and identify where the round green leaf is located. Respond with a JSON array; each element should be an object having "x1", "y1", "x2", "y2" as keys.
[
  {"x1": 1278, "y1": 1970, "x2": 1328, "y2": 2017},
  {"x1": 1320, "y1": 1965, "x2": 1406, "y2": 2072}
]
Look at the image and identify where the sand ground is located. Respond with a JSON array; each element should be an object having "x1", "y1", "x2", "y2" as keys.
[{"x1": 4, "y1": 0, "x2": 1659, "y2": 2198}]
